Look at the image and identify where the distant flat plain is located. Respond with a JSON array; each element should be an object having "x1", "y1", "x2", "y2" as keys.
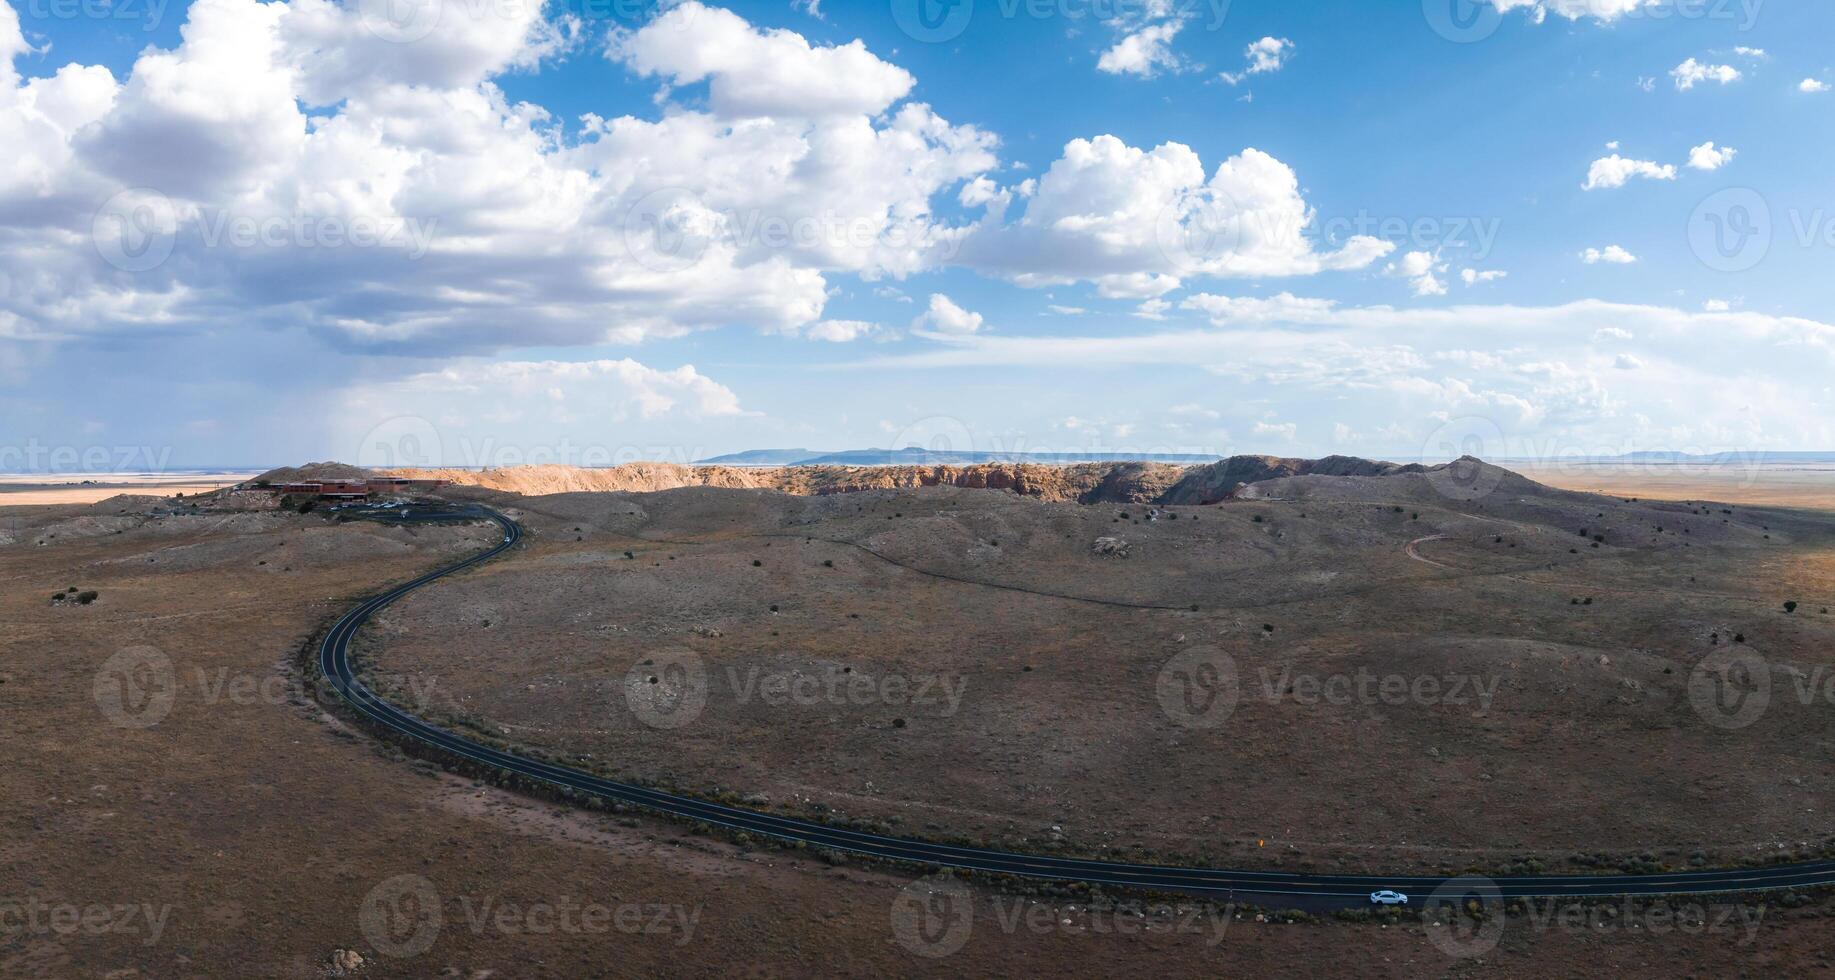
[
  {"x1": 1520, "y1": 461, "x2": 1835, "y2": 510},
  {"x1": 0, "y1": 472, "x2": 255, "y2": 505}
]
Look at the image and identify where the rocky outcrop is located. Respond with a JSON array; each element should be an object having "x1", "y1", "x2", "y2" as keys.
[
  {"x1": 1073, "y1": 462, "x2": 1189, "y2": 505},
  {"x1": 1090, "y1": 537, "x2": 1130, "y2": 558}
]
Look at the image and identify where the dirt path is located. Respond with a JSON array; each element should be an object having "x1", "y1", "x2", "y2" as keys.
[{"x1": 1404, "y1": 534, "x2": 1451, "y2": 568}]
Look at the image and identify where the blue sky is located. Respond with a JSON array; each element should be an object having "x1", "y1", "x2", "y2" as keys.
[{"x1": 2, "y1": 0, "x2": 1832, "y2": 470}]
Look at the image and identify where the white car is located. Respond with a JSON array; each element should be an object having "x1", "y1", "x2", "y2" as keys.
[{"x1": 1369, "y1": 890, "x2": 1409, "y2": 906}]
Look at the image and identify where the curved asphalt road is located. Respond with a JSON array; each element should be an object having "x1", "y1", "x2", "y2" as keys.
[{"x1": 319, "y1": 506, "x2": 1835, "y2": 909}]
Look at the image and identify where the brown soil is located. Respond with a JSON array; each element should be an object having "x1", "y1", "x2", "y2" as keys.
[
  {"x1": 7, "y1": 473, "x2": 1835, "y2": 977},
  {"x1": 370, "y1": 466, "x2": 1835, "y2": 880}
]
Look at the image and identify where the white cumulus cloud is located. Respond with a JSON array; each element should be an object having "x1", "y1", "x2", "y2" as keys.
[
  {"x1": 1671, "y1": 58, "x2": 1741, "y2": 91},
  {"x1": 1583, "y1": 154, "x2": 1677, "y2": 190},
  {"x1": 1098, "y1": 21, "x2": 1186, "y2": 78},
  {"x1": 912, "y1": 293, "x2": 985, "y2": 337},
  {"x1": 1686, "y1": 141, "x2": 1737, "y2": 171},
  {"x1": 1221, "y1": 37, "x2": 1294, "y2": 85},
  {"x1": 953, "y1": 136, "x2": 1392, "y2": 293},
  {"x1": 1581, "y1": 246, "x2": 1638, "y2": 265}
]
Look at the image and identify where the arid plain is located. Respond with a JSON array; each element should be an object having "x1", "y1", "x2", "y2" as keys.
[{"x1": 7, "y1": 457, "x2": 1835, "y2": 977}]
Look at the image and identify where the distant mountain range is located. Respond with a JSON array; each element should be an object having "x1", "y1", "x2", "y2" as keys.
[{"x1": 694, "y1": 447, "x2": 1220, "y2": 467}]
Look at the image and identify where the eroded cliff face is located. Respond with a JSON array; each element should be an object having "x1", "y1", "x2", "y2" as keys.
[{"x1": 375, "y1": 455, "x2": 1442, "y2": 505}]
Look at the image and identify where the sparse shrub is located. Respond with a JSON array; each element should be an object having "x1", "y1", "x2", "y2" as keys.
[
  {"x1": 624, "y1": 551, "x2": 634, "y2": 559},
  {"x1": 1735, "y1": 633, "x2": 1746, "y2": 644},
  {"x1": 1785, "y1": 601, "x2": 1799, "y2": 614},
  {"x1": 823, "y1": 560, "x2": 834, "y2": 568},
  {"x1": 1262, "y1": 624, "x2": 1274, "y2": 633},
  {"x1": 1252, "y1": 515, "x2": 1264, "y2": 523},
  {"x1": 75, "y1": 590, "x2": 99, "y2": 605},
  {"x1": 50, "y1": 592, "x2": 65, "y2": 604},
  {"x1": 752, "y1": 559, "x2": 763, "y2": 567},
  {"x1": 891, "y1": 718, "x2": 907, "y2": 729}
]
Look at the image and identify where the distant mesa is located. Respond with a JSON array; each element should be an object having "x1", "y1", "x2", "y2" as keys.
[
  {"x1": 358, "y1": 453, "x2": 1527, "y2": 507},
  {"x1": 252, "y1": 461, "x2": 374, "y2": 484}
]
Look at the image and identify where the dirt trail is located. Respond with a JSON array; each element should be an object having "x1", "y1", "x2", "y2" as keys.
[{"x1": 1404, "y1": 534, "x2": 1451, "y2": 568}]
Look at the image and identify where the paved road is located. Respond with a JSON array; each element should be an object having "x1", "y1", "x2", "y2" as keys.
[{"x1": 318, "y1": 506, "x2": 1835, "y2": 909}]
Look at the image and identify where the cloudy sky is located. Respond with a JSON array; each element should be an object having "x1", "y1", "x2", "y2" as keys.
[{"x1": 2, "y1": 0, "x2": 1832, "y2": 470}]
